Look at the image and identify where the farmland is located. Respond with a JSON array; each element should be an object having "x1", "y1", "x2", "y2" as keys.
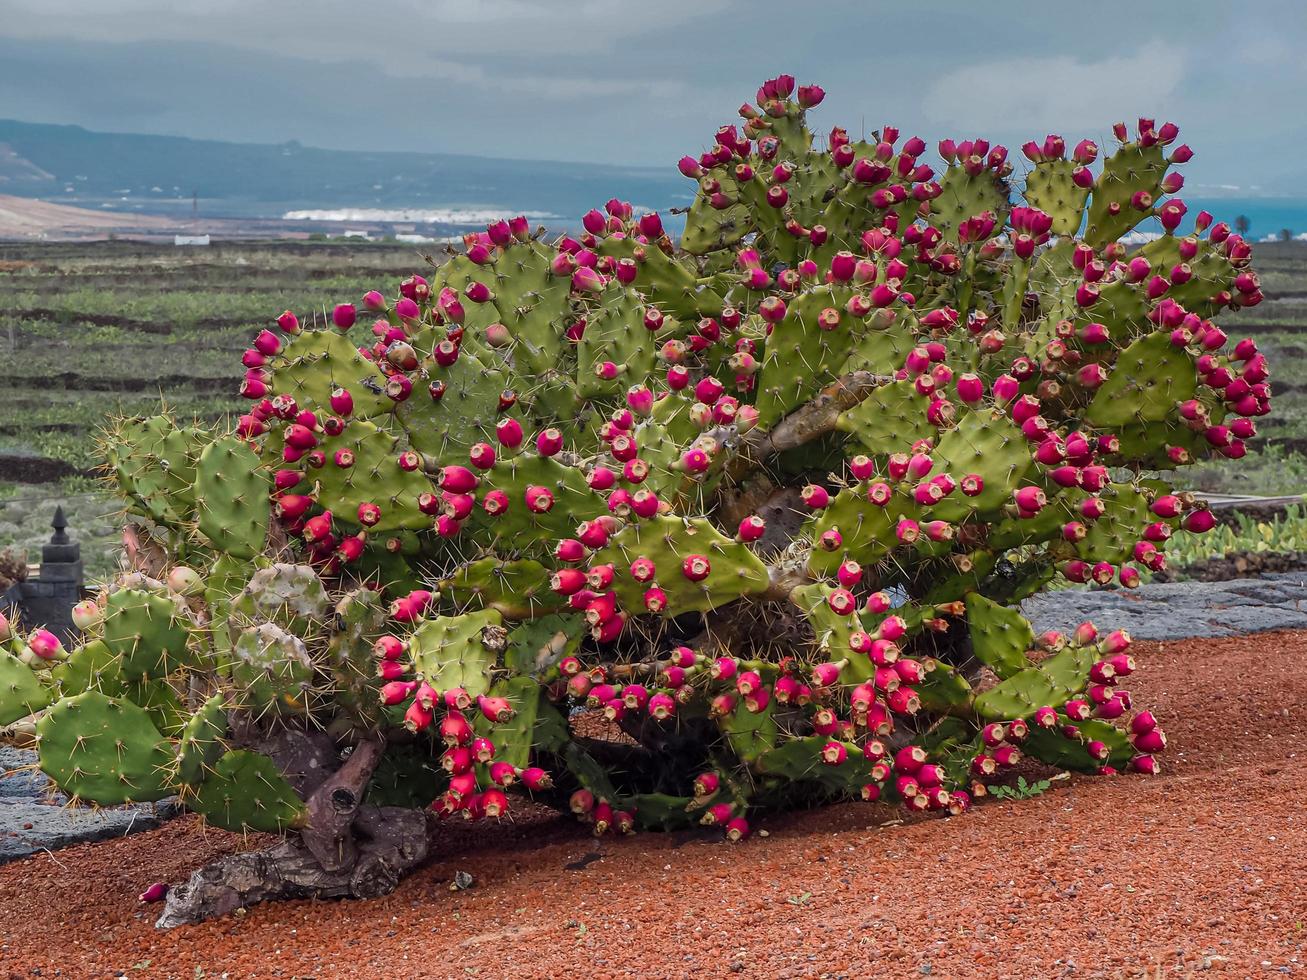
[
  {"x1": 0, "y1": 238, "x2": 1304, "y2": 580},
  {"x1": 0, "y1": 239, "x2": 439, "y2": 578}
]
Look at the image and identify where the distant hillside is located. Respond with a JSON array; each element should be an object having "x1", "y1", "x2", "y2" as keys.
[{"x1": 0, "y1": 119, "x2": 689, "y2": 220}]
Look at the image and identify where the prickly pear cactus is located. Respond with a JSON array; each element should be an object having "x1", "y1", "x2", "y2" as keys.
[{"x1": 9, "y1": 76, "x2": 1263, "y2": 917}]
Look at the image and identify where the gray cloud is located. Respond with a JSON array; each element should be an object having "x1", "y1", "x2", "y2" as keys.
[{"x1": 0, "y1": 0, "x2": 1302, "y2": 191}]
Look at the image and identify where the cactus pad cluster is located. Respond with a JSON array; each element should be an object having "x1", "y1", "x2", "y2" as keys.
[{"x1": 0, "y1": 76, "x2": 1267, "y2": 881}]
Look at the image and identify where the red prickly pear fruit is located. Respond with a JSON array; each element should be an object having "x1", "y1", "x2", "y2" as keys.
[
  {"x1": 737, "y1": 514, "x2": 763, "y2": 546},
  {"x1": 470, "y1": 737, "x2": 496, "y2": 764},
  {"x1": 524, "y1": 485, "x2": 554, "y2": 513},
  {"x1": 403, "y1": 698, "x2": 433, "y2": 732},
  {"x1": 277, "y1": 310, "x2": 301, "y2": 334},
  {"x1": 821, "y1": 741, "x2": 848, "y2": 765},
  {"x1": 376, "y1": 659, "x2": 407, "y2": 681},
  {"x1": 1074, "y1": 622, "x2": 1099, "y2": 645},
  {"x1": 477, "y1": 695, "x2": 514, "y2": 723},
  {"x1": 725, "y1": 817, "x2": 750, "y2": 841},
  {"x1": 1131, "y1": 710, "x2": 1158, "y2": 735},
  {"x1": 487, "y1": 761, "x2": 516, "y2": 787},
  {"x1": 1132, "y1": 728, "x2": 1167, "y2": 754},
  {"x1": 1064, "y1": 699, "x2": 1091, "y2": 722},
  {"x1": 1130, "y1": 754, "x2": 1161, "y2": 775},
  {"x1": 811, "y1": 661, "x2": 843, "y2": 687},
  {"x1": 681, "y1": 554, "x2": 711, "y2": 581},
  {"x1": 1103, "y1": 629, "x2": 1132, "y2": 654},
  {"x1": 380, "y1": 680, "x2": 418, "y2": 706},
  {"x1": 836, "y1": 560, "x2": 862, "y2": 587},
  {"x1": 332, "y1": 303, "x2": 357, "y2": 329},
  {"x1": 138, "y1": 881, "x2": 169, "y2": 903},
  {"x1": 670, "y1": 646, "x2": 697, "y2": 669},
  {"x1": 1087, "y1": 740, "x2": 1111, "y2": 761},
  {"x1": 876, "y1": 615, "x2": 907, "y2": 642},
  {"x1": 629, "y1": 556, "x2": 657, "y2": 582},
  {"x1": 643, "y1": 587, "x2": 668, "y2": 613},
  {"x1": 1182, "y1": 509, "x2": 1216, "y2": 533},
  {"x1": 28, "y1": 629, "x2": 64, "y2": 660},
  {"x1": 373, "y1": 635, "x2": 405, "y2": 661},
  {"x1": 694, "y1": 772, "x2": 720, "y2": 798},
  {"x1": 701, "y1": 802, "x2": 734, "y2": 826},
  {"x1": 442, "y1": 746, "x2": 474, "y2": 775},
  {"x1": 520, "y1": 767, "x2": 552, "y2": 792},
  {"x1": 551, "y1": 568, "x2": 588, "y2": 596},
  {"x1": 1033, "y1": 705, "x2": 1058, "y2": 728},
  {"x1": 480, "y1": 789, "x2": 510, "y2": 819},
  {"x1": 301, "y1": 511, "x2": 333, "y2": 544},
  {"x1": 569, "y1": 789, "x2": 595, "y2": 816},
  {"x1": 439, "y1": 711, "x2": 473, "y2": 747},
  {"x1": 468, "y1": 442, "x2": 497, "y2": 470},
  {"x1": 917, "y1": 763, "x2": 948, "y2": 786},
  {"x1": 827, "y1": 588, "x2": 857, "y2": 616},
  {"x1": 495, "y1": 416, "x2": 524, "y2": 448},
  {"x1": 439, "y1": 465, "x2": 479, "y2": 494},
  {"x1": 894, "y1": 745, "x2": 927, "y2": 773},
  {"x1": 648, "y1": 692, "x2": 676, "y2": 719},
  {"x1": 481, "y1": 489, "x2": 509, "y2": 516},
  {"x1": 971, "y1": 754, "x2": 996, "y2": 777},
  {"x1": 992, "y1": 745, "x2": 1022, "y2": 767},
  {"x1": 555, "y1": 538, "x2": 588, "y2": 563}
]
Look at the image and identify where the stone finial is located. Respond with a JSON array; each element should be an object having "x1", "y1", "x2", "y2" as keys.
[{"x1": 50, "y1": 506, "x2": 69, "y2": 545}]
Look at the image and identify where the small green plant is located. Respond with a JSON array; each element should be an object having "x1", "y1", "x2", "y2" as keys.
[{"x1": 989, "y1": 776, "x2": 1052, "y2": 800}]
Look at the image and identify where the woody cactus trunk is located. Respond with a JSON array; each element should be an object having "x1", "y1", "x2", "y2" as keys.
[{"x1": 0, "y1": 75, "x2": 1267, "y2": 926}]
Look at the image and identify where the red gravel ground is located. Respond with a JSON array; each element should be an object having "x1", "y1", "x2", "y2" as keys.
[{"x1": 2, "y1": 630, "x2": 1304, "y2": 979}]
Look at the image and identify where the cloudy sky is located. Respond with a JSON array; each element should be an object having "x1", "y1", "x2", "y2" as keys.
[{"x1": 0, "y1": 0, "x2": 1303, "y2": 194}]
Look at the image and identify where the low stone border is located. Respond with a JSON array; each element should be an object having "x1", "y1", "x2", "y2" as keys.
[
  {"x1": 1023, "y1": 571, "x2": 1307, "y2": 640},
  {"x1": 0, "y1": 746, "x2": 178, "y2": 865}
]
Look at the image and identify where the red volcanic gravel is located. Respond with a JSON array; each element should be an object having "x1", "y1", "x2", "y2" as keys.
[{"x1": 1, "y1": 631, "x2": 1304, "y2": 978}]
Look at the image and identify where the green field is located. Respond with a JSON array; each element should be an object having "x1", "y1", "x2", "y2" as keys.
[{"x1": 0, "y1": 238, "x2": 1304, "y2": 580}]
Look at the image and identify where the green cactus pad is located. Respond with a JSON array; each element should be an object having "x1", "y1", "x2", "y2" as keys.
[
  {"x1": 107, "y1": 416, "x2": 204, "y2": 526},
  {"x1": 754, "y1": 284, "x2": 858, "y2": 428},
  {"x1": 466, "y1": 454, "x2": 602, "y2": 552},
  {"x1": 681, "y1": 175, "x2": 750, "y2": 255},
  {"x1": 1023, "y1": 718, "x2": 1132, "y2": 771},
  {"x1": 926, "y1": 164, "x2": 1010, "y2": 243},
  {"x1": 176, "y1": 693, "x2": 229, "y2": 786},
  {"x1": 50, "y1": 640, "x2": 125, "y2": 699},
  {"x1": 268, "y1": 329, "x2": 393, "y2": 420},
  {"x1": 504, "y1": 613, "x2": 585, "y2": 676},
  {"x1": 101, "y1": 588, "x2": 192, "y2": 680},
  {"x1": 365, "y1": 744, "x2": 448, "y2": 809},
  {"x1": 1074, "y1": 483, "x2": 1152, "y2": 565},
  {"x1": 973, "y1": 642, "x2": 1096, "y2": 722},
  {"x1": 441, "y1": 557, "x2": 561, "y2": 619},
  {"x1": 310, "y1": 420, "x2": 431, "y2": 533},
  {"x1": 473, "y1": 675, "x2": 540, "y2": 769},
  {"x1": 577, "y1": 285, "x2": 662, "y2": 400},
  {"x1": 396, "y1": 347, "x2": 510, "y2": 463},
  {"x1": 720, "y1": 698, "x2": 777, "y2": 763},
  {"x1": 596, "y1": 235, "x2": 724, "y2": 319},
  {"x1": 234, "y1": 563, "x2": 329, "y2": 634},
  {"x1": 596, "y1": 515, "x2": 770, "y2": 615},
  {"x1": 964, "y1": 594, "x2": 1033, "y2": 679},
  {"x1": 755, "y1": 735, "x2": 873, "y2": 794},
  {"x1": 1084, "y1": 142, "x2": 1171, "y2": 249},
  {"x1": 230, "y1": 623, "x2": 316, "y2": 714},
  {"x1": 408, "y1": 609, "x2": 505, "y2": 699},
  {"x1": 914, "y1": 659, "x2": 974, "y2": 712},
  {"x1": 804, "y1": 484, "x2": 897, "y2": 578},
  {"x1": 931, "y1": 409, "x2": 1031, "y2": 521},
  {"x1": 1022, "y1": 160, "x2": 1089, "y2": 236},
  {"x1": 836, "y1": 379, "x2": 934, "y2": 456},
  {"x1": 1085, "y1": 331, "x2": 1196, "y2": 428},
  {"x1": 36, "y1": 691, "x2": 174, "y2": 804},
  {"x1": 188, "y1": 749, "x2": 306, "y2": 833},
  {"x1": 0, "y1": 650, "x2": 53, "y2": 726},
  {"x1": 194, "y1": 435, "x2": 270, "y2": 558}
]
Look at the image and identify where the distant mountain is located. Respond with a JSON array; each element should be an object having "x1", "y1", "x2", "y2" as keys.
[{"x1": 0, "y1": 119, "x2": 690, "y2": 222}]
